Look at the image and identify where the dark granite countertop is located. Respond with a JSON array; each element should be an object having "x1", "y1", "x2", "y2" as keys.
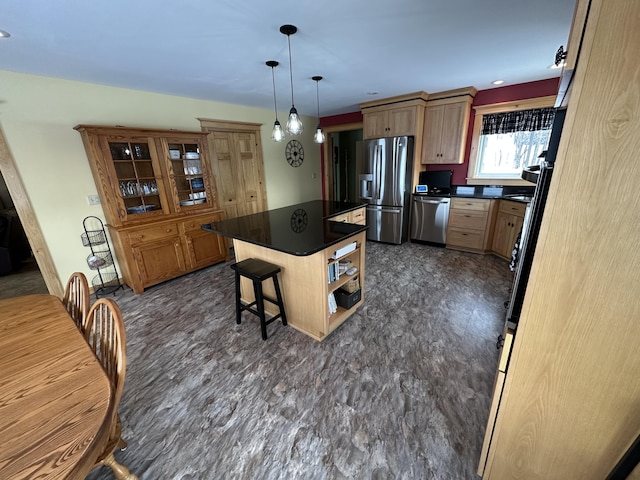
[
  {"x1": 201, "y1": 200, "x2": 368, "y2": 256},
  {"x1": 452, "y1": 184, "x2": 534, "y2": 202},
  {"x1": 414, "y1": 185, "x2": 534, "y2": 203}
]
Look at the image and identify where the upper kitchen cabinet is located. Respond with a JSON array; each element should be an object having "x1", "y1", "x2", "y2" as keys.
[
  {"x1": 360, "y1": 92, "x2": 428, "y2": 140},
  {"x1": 421, "y1": 87, "x2": 476, "y2": 164},
  {"x1": 75, "y1": 125, "x2": 216, "y2": 226}
]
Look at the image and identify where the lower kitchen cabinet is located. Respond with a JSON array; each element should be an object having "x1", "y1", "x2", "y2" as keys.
[
  {"x1": 446, "y1": 198, "x2": 495, "y2": 253},
  {"x1": 180, "y1": 212, "x2": 227, "y2": 270},
  {"x1": 491, "y1": 201, "x2": 527, "y2": 260},
  {"x1": 130, "y1": 233, "x2": 187, "y2": 289},
  {"x1": 110, "y1": 211, "x2": 226, "y2": 293}
]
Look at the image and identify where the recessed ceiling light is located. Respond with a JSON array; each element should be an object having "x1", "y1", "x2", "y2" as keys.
[
  {"x1": 491, "y1": 80, "x2": 504, "y2": 85},
  {"x1": 0, "y1": 30, "x2": 11, "y2": 38}
]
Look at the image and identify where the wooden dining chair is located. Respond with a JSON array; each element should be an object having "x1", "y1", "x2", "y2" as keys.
[
  {"x1": 62, "y1": 271, "x2": 90, "y2": 332},
  {"x1": 85, "y1": 298, "x2": 138, "y2": 480}
]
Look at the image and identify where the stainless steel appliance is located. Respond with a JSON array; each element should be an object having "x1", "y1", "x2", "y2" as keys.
[
  {"x1": 409, "y1": 170, "x2": 453, "y2": 245},
  {"x1": 358, "y1": 137, "x2": 414, "y2": 244},
  {"x1": 505, "y1": 107, "x2": 565, "y2": 330},
  {"x1": 410, "y1": 196, "x2": 450, "y2": 244}
]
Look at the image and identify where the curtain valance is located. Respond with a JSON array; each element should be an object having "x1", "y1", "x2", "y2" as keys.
[{"x1": 481, "y1": 107, "x2": 555, "y2": 135}]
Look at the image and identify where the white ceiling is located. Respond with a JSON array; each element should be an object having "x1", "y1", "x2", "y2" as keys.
[{"x1": 2, "y1": 0, "x2": 576, "y2": 117}]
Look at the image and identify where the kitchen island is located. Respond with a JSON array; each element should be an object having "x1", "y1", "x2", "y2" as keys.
[{"x1": 202, "y1": 200, "x2": 367, "y2": 341}]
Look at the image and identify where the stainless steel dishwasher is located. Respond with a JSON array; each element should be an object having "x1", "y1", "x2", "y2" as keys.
[{"x1": 410, "y1": 195, "x2": 450, "y2": 245}]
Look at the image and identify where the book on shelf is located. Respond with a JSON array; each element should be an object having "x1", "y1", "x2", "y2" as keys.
[
  {"x1": 327, "y1": 260, "x2": 340, "y2": 283},
  {"x1": 328, "y1": 292, "x2": 337, "y2": 314}
]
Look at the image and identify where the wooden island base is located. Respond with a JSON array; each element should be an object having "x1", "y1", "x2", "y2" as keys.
[{"x1": 233, "y1": 231, "x2": 366, "y2": 341}]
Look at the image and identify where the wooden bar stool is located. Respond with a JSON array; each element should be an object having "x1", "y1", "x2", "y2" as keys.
[{"x1": 230, "y1": 258, "x2": 287, "y2": 340}]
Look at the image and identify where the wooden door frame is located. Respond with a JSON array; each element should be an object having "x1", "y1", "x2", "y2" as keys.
[
  {"x1": 321, "y1": 122, "x2": 363, "y2": 201},
  {"x1": 0, "y1": 126, "x2": 63, "y2": 297}
]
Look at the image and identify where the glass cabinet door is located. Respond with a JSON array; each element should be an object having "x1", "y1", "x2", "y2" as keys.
[
  {"x1": 107, "y1": 139, "x2": 166, "y2": 219},
  {"x1": 164, "y1": 139, "x2": 213, "y2": 210}
]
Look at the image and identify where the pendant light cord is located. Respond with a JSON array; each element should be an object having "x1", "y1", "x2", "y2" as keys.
[
  {"x1": 287, "y1": 35, "x2": 295, "y2": 106},
  {"x1": 271, "y1": 66, "x2": 278, "y2": 119},
  {"x1": 316, "y1": 80, "x2": 320, "y2": 120}
]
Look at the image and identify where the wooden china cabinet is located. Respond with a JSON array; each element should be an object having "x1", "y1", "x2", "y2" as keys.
[{"x1": 75, "y1": 125, "x2": 227, "y2": 294}]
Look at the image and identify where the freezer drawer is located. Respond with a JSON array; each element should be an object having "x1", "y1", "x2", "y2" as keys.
[{"x1": 366, "y1": 205, "x2": 403, "y2": 244}]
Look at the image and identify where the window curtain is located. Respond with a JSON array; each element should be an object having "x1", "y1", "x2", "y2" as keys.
[{"x1": 481, "y1": 107, "x2": 555, "y2": 135}]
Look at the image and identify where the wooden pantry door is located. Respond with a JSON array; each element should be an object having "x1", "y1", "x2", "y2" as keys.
[{"x1": 199, "y1": 119, "x2": 267, "y2": 220}]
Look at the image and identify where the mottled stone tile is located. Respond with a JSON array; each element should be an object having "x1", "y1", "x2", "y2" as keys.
[{"x1": 86, "y1": 241, "x2": 511, "y2": 480}]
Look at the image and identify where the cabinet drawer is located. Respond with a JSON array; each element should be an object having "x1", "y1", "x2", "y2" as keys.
[
  {"x1": 448, "y1": 210, "x2": 488, "y2": 231},
  {"x1": 181, "y1": 212, "x2": 224, "y2": 232},
  {"x1": 499, "y1": 200, "x2": 527, "y2": 217},
  {"x1": 330, "y1": 213, "x2": 350, "y2": 223},
  {"x1": 447, "y1": 228, "x2": 485, "y2": 250},
  {"x1": 127, "y1": 223, "x2": 178, "y2": 244},
  {"x1": 351, "y1": 208, "x2": 366, "y2": 225},
  {"x1": 451, "y1": 198, "x2": 490, "y2": 211}
]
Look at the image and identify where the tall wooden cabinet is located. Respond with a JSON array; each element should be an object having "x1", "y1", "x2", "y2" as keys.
[
  {"x1": 479, "y1": 1, "x2": 640, "y2": 478},
  {"x1": 75, "y1": 125, "x2": 227, "y2": 294},
  {"x1": 421, "y1": 87, "x2": 476, "y2": 164}
]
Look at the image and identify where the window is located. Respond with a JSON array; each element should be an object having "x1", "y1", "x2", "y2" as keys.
[{"x1": 467, "y1": 97, "x2": 556, "y2": 185}]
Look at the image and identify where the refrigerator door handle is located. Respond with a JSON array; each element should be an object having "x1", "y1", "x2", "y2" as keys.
[
  {"x1": 376, "y1": 145, "x2": 383, "y2": 200},
  {"x1": 373, "y1": 145, "x2": 378, "y2": 200}
]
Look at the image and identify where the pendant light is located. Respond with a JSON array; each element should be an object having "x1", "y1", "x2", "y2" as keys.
[
  {"x1": 312, "y1": 76, "x2": 326, "y2": 144},
  {"x1": 280, "y1": 24, "x2": 303, "y2": 135},
  {"x1": 266, "y1": 61, "x2": 285, "y2": 142}
]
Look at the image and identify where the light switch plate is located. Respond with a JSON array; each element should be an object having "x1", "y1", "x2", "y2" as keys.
[{"x1": 87, "y1": 194, "x2": 101, "y2": 205}]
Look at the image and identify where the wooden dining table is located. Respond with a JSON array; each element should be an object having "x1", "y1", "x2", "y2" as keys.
[{"x1": 0, "y1": 294, "x2": 114, "y2": 479}]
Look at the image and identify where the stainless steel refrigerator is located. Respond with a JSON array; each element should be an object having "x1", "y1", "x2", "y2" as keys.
[{"x1": 358, "y1": 136, "x2": 414, "y2": 244}]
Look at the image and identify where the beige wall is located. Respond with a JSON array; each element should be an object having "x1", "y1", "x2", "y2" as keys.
[{"x1": 0, "y1": 70, "x2": 322, "y2": 286}]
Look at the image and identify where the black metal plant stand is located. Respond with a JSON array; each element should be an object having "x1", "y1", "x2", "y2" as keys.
[{"x1": 81, "y1": 216, "x2": 123, "y2": 298}]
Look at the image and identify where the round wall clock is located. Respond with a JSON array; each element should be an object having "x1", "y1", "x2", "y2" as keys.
[{"x1": 285, "y1": 140, "x2": 304, "y2": 167}]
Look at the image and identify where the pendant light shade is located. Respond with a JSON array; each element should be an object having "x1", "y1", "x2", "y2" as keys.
[
  {"x1": 312, "y1": 76, "x2": 326, "y2": 144},
  {"x1": 280, "y1": 24, "x2": 303, "y2": 135},
  {"x1": 266, "y1": 60, "x2": 285, "y2": 142}
]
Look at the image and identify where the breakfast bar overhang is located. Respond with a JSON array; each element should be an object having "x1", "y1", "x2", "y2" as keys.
[{"x1": 202, "y1": 200, "x2": 367, "y2": 341}]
